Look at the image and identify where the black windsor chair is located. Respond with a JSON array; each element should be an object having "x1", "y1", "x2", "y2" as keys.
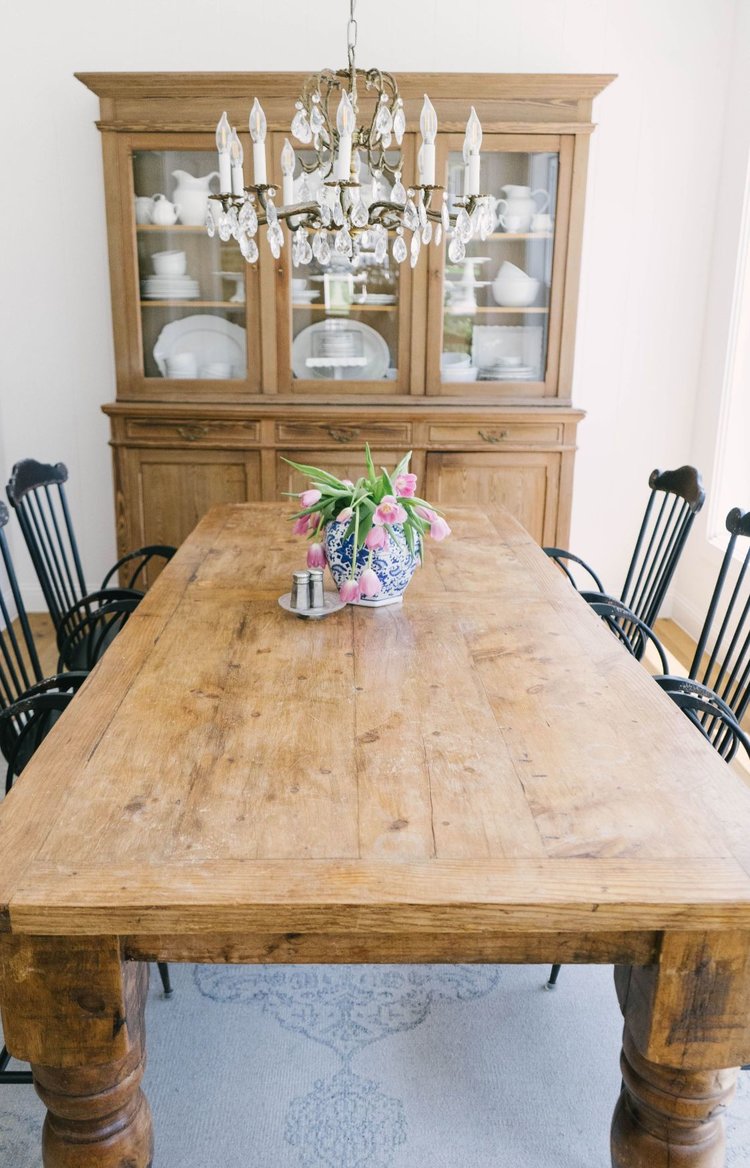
[
  {"x1": 546, "y1": 506, "x2": 750, "y2": 995},
  {"x1": 0, "y1": 508, "x2": 172, "y2": 1083},
  {"x1": 6, "y1": 459, "x2": 175, "y2": 665},
  {"x1": 545, "y1": 466, "x2": 705, "y2": 661},
  {"x1": 654, "y1": 507, "x2": 750, "y2": 762}
]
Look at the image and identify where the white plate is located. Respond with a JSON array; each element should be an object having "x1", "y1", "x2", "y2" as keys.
[
  {"x1": 278, "y1": 592, "x2": 346, "y2": 620},
  {"x1": 292, "y1": 290, "x2": 320, "y2": 303},
  {"x1": 292, "y1": 319, "x2": 390, "y2": 381},
  {"x1": 153, "y1": 315, "x2": 247, "y2": 378},
  {"x1": 364, "y1": 293, "x2": 396, "y2": 305}
]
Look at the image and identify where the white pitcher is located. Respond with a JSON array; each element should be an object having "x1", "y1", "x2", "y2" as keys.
[
  {"x1": 496, "y1": 185, "x2": 549, "y2": 233},
  {"x1": 172, "y1": 170, "x2": 220, "y2": 226}
]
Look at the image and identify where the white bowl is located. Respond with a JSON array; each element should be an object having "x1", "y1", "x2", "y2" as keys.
[
  {"x1": 492, "y1": 277, "x2": 540, "y2": 308},
  {"x1": 441, "y1": 352, "x2": 471, "y2": 368},
  {"x1": 442, "y1": 365, "x2": 479, "y2": 382},
  {"x1": 292, "y1": 278, "x2": 308, "y2": 292},
  {"x1": 153, "y1": 250, "x2": 187, "y2": 276}
]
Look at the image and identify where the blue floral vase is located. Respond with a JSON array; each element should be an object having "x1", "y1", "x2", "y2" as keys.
[{"x1": 324, "y1": 521, "x2": 420, "y2": 606}]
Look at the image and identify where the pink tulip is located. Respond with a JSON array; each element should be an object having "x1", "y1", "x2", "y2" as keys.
[
  {"x1": 429, "y1": 516, "x2": 451, "y2": 542},
  {"x1": 373, "y1": 495, "x2": 408, "y2": 526},
  {"x1": 415, "y1": 505, "x2": 436, "y2": 522},
  {"x1": 292, "y1": 514, "x2": 313, "y2": 536},
  {"x1": 300, "y1": 488, "x2": 322, "y2": 508},
  {"x1": 337, "y1": 506, "x2": 354, "y2": 523},
  {"x1": 365, "y1": 525, "x2": 388, "y2": 550},
  {"x1": 339, "y1": 578, "x2": 361, "y2": 603},
  {"x1": 307, "y1": 542, "x2": 326, "y2": 568},
  {"x1": 394, "y1": 472, "x2": 417, "y2": 498},
  {"x1": 341, "y1": 479, "x2": 354, "y2": 488},
  {"x1": 359, "y1": 567, "x2": 381, "y2": 598}
]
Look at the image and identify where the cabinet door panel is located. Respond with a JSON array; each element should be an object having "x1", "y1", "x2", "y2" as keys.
[
  {"x1": 276, "y1": 450, "x2": 392, "y2": 498},
  {"x1": 424, "y1": 451, "x2": 560, "y2": 544},
  {"x1": 136, "y1": 451, "x2": 261, "y2": 550}
]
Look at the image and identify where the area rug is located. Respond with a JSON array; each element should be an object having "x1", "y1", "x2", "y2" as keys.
[{"x1": 2, "y1": 963, "x2": 749, "y2": 1166}]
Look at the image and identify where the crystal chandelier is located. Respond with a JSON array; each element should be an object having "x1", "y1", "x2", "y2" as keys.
[{"x1": 207, "y1": 0, "x2": 491, "y2": 268}]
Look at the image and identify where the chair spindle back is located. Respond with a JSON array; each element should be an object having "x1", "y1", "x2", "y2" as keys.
[{"x1": 0, "y1": 502, "x2": 43, "y2": 708}]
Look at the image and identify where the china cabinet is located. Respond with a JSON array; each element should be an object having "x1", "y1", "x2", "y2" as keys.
[{"x1": 78, "y1": 72, "x2": 612, "y2": 567}]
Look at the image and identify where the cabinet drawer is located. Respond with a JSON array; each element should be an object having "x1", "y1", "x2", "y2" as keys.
[
  {"x1": 427, "y1": 422, "x2": 563, "y2": 447},
  {"x1": 275, "y1": 421, "x2": 411, "y2": 445},
  {"x1": 125, "y1": 418, "x2": 261, "y2": 446}
]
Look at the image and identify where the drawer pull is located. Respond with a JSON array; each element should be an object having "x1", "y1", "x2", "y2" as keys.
[
  {"x1": 177, "y1": 424, "x2": 209, "y2": 442},
  {"x1": 327, "y1": 426, "x2": 359, "y2": 444},
  {"x1": 479, "y1": 429, "x2": 509, "y2": 444}
]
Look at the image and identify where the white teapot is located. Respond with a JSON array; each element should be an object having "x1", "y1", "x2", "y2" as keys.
[
  {"x1": 150, "y1": 194, "x2": 181, "y2": 226},
  {"x1": 171, "y1": 170, "x2": 220, "y2": 227},
  {"x1": 497, "y1": 185, "x2": 549, "y2": 233},
  {"x1": 134, "y1": 195, "x2": 154, "y2": 224}
]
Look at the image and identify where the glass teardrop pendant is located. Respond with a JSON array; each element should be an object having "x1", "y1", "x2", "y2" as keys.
[
  {"x1": 448, "y1": 234, "x2": 466, "y2": 263},
  {"x1": 391, "y1": 174, "x2": 407, "y2": 205},
  {"x1": 205, "y1": 206, "x2": 216, "y2": 237},
  {"x1": 393, "y1": 231, "x2": 408, "y2": 263},
  {"x1": 456, "y1": 207, "x2": 472, "y2": 243},
  {"x1": 239, "y1": 201, "x2": 258, "y2": 235},
  {"x1": 239, "y1": 232, "x2": 259, "y2": 263},
  {"x1": 393, "y1": 103, "x2": 406, "y2": 145},
  {"x1": 410, "y1": 231, "x2": 421, "y2": 268},
  {"x1": 291, "y1": 108, "x2": 312, "y2": 143}
]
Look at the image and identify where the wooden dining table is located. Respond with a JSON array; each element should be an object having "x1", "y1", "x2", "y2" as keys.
[{"x1": 2, "y1": 502, "x2": 750, "y2": 1167}]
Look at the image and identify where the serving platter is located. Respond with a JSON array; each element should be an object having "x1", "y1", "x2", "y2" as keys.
[
  {"x1": 153, "y1": 315, "x2": 246, "y2": 378},
  {"x1": 292, "y1": 319, "x2": 390, "y2": 381}
]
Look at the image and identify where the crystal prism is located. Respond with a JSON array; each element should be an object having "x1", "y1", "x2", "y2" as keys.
[
  {"x1": 239, "y1": 201, "x2": 258, "y2": 235},
  {"x1": 310, "y1": 104, "x2": 324, "y2": 134},
  {"x1": 239, "y1": 232, "x2": 259, "y2": 263},
  {"x1": 266, "y1": 198, "x2": 278, "y2": 225},
  {"x1": 393, "y1": 232, "x2": 407, "y2": 263},
  {"x1": 410, "y1": 232, "x2": 421, "y2": 268},
  {"x1": 205, "y1": 207, "x2": 216, "y2": 237},
  {"x1": 299, "y1": 240, "x2": 313, "y2": 264},
  {"x1": 404, "y1": 199, "x2": 419, "y2": 232},
  {"x1": 456, "y1": 207, "x2": 472, "y2": 243},
  {"x1": 448, "y1": 234, "x2": 466, "y2": 263},
  {"x1": 334, "y1": 227, "x2": 353, "y2": 256},
  {"x1": 291, "y1": 108, "x2": 312, "y2": 143},
  {"x1": 351, "y1": 200, "x2": 369, "y2": 229},
  {"x1": 421, "y1": 221, "x2": 433, "y2": 245},
  {"x1": 332, "y1": 197, "x2": 344, "y2": 227},
  {"x1": 391, "y1": 175, "x2": 407, "y2": 205},
  {"x1": 434, "y1": 223, "x2": 443, "y2": 246},
  {"x1": 312, "y1": 230, "x2": 331, "y2": 264},
  {"x1": 227, "y1": 206, "x2": 239, "y2": 239},
  {"x1": 375, "y1": 103, "x2": 393, "y2": 137},
  {"x1": 393, "y1": 103, "x2": 406, "y2": 144},
  {"x1": 374, "y1": 230, "x2": 388, "y2": 264},
  {"x1": 218, "y1": 213, "x2": 232, "y2": 242},
  {"x1": 441, "y1": 196, "x2": 450, "y2": 232}
]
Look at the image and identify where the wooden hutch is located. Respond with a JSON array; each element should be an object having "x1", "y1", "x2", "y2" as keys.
[{"x1": 77, "y1": 72, "x2": 612, "y2": 559}]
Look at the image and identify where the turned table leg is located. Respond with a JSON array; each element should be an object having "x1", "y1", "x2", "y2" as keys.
[
  {"x1": 612, "y1": 933, "x2": 750, "y2": 1168},
  {"x1": 0, "y1": 936, "x2": 153, "y2": 1168},
  {"x1": 611, "y1": 1026, "x2": 737, "y2": 1167}
]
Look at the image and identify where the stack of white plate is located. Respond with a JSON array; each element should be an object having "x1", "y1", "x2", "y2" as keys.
[
  {"x1": 141, "y1": 275, "x2": 200, "y2": 300},
  {"x1": 480, "y1": 362, "x2": 537, "y2": 381}
]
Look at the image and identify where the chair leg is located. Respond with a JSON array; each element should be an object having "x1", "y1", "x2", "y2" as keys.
[
  {"x1": 0, "y1": 1044, "x2": 33, "y2": 1085},
  {"x1": 157, "y1": 962, "x2": 174, "y2": 998},
  {"x1": 545, "y1": 963, "x2": 562, "y2": 990}
]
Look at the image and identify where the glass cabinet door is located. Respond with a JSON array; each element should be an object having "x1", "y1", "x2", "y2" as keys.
[
  {"x1": 428, "y1": 135, "x2": 568, "y2": 395},
  {"x1": 275, "y1": 137, "x2": 414, "y2": 394},
  {"x1": 131, "y1": 146, "x2": 258, "y2": 387}
]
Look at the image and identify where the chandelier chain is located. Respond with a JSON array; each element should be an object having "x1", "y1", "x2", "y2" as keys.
[{"x1": 347, "y1": 0, "x2": 358, "y2": 98}]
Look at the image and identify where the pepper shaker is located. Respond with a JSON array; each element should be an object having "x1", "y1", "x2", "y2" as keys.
[
  {"x1": 290, "y1": 570, "x2": 311, "y2": 611},
  {"x1": 308, "y1": 568, "x2": 325, "y2": 610}
]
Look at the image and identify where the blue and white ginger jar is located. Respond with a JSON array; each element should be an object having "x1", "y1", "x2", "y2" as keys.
[{"x1": 324, "y1": 521, "x2": 420, "y2": 604}]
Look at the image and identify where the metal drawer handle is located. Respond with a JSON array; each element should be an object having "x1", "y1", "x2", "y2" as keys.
[
  {"x1": 327, "y1": 426, "x2": 359, "y2": 444},
  {"x1": 478, "y1": 429, "x2": 509, "y2": 444},
  {"x1": 177, "y1": 424, "x2": 209, "y2": 442}
]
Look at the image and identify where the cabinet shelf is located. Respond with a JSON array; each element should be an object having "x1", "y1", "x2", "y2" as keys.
[
  {"x1": 445, "y1": 306, "x2": 549, "y2": 315},
  {"x1": 292, "y1": 303, "x2": 398, "y2": 313},
  {"x1": 136, "y1": 224, "x2": 210, "y2": 233},
  {"x1": 140, "y1": 300, "x2": 245, "y2": 309}
]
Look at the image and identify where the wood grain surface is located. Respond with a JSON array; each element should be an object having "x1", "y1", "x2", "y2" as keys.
[{"x1": 2, "y1": 503, "x2": 750, "y2": 943}]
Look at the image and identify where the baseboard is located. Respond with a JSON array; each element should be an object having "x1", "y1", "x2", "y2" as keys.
[{"x1": 669, "y1": 593, "x2": 705, "y2": 644}]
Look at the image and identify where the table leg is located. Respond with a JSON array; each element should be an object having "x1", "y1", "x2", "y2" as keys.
[
  {"x1": 0, "y1": 936, "x2": 153, "y2": 1168},
  {"x1": 612, "y1": 933, "x2": 750, "y2": 1168},
  {"x1": 611, "y1": 1025, "x2": 736, "y2": 1166}
]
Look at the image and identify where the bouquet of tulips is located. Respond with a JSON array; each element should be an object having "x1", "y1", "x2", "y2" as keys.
[{"x1": 284, "y1": 445, "x2": 451, "y2": 603}]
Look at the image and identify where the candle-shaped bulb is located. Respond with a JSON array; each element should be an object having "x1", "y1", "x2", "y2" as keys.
[
  {"x1": 336, "y1": 90, "x2": 356, "y2": 136},
  {"x1": 420, "y1": 95, "x2": 438, "y2": 144},
  {"x1": 281, "y1": 137, "x2": 296, "y2": 177},
  {"x1": 229, "y1": 128, "x2": 243, "y2": 168},
  {"x1": 216, "y1": 111, "x2": 231, "y2": 154},
  {"x1": 466, "y1": 106, "x2": 482, "y2": 153},
  {"x1": 249, "y1": 97, "x2": 267, "y2": 144},
  {"x1": 216, "y1": 112, "x2": 232, "y2": 193}
]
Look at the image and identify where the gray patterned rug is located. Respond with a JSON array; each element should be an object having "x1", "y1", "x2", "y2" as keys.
[{"x1": 2, "y1": 963, "x2": 749, "y2": 1166}]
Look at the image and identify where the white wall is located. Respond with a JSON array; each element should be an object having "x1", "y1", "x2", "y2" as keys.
[
  {"x1": 671, "y1": 0, "x2": 750, "y2": 638},
  {"x1": 0, "y1": 0, "x2": 738, "y2": 608}
]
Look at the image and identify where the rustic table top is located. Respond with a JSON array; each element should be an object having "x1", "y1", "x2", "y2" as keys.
[{"x1": 3, "y1": 502, "x2": 750, "y2": 940}]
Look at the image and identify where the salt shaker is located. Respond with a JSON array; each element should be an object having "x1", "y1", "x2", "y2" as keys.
[
  {"x1": 308, "y1": 568, "x2": 325, "y2": 610},
  {"x1": 290, "y1": 570, "x2": 311, "y2": 611}
]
